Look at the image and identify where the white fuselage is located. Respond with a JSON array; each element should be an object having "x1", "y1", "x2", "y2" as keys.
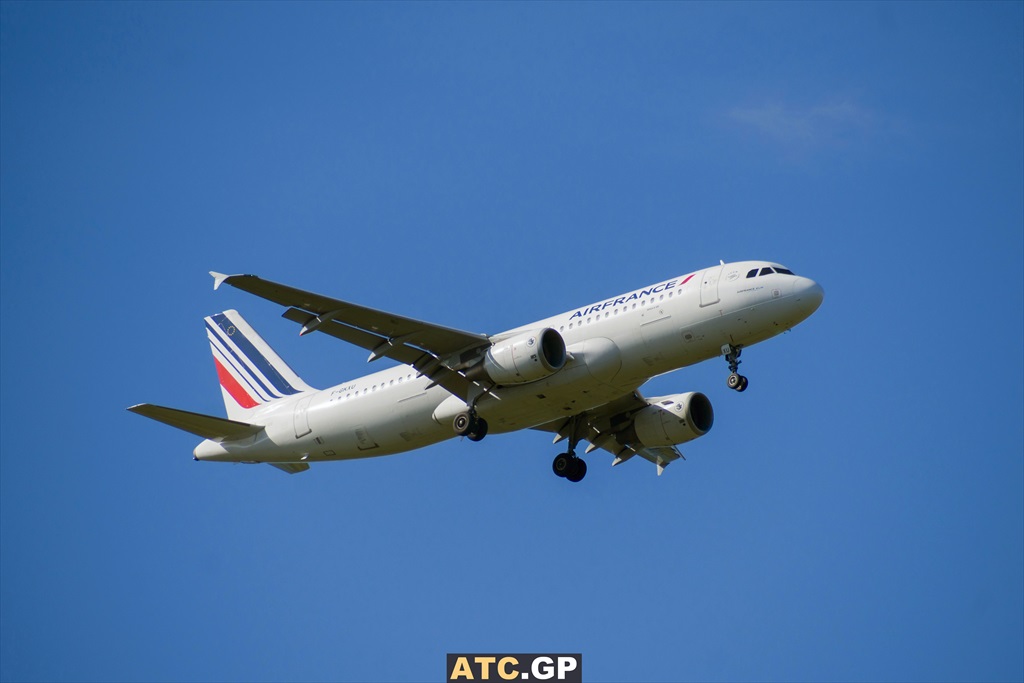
[{"x1": 193, "y1": 261, "x2": 823, "y2": 465}]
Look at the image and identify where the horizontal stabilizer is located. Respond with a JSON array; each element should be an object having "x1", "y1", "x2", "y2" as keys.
[
  {"x1": 269, "y1": 463, "x2": 310, "y2": 474},
  {"x1": 127, "y1": 404, "x2": 263, "y2": 441}
]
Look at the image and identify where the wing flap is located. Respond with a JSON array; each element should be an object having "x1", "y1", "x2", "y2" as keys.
[
  {"x1": 269, "y1": 463, "x2": 310, "y2": 474},
  {"x1": 281, "y1": 308, "x2": 479, "y2": 399},
  {"x1": 632, "y1": 446, "x2": 683, "y2": 475},
  {"x1": 128, "y1": 404, "x2": 263, "y2": 441}
]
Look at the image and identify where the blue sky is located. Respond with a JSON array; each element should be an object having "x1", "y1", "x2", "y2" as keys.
[{"x1": 2, "y1": 3, "x2": 1021, "y2": 682}]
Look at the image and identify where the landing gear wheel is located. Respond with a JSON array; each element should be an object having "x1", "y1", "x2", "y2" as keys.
[
  {"x1": 453, "y1": 413, "x2": 472, "y2": 436},
  {"x1": 454, "y1": 412, "x2": 487, "y2": 439},
  {"x1": 552, "y1": 453, "x2": 573, "y2": 478},
  {"x1": 565, "y1": 458, "x2": 587, "y2": 483},
  {"x1": 466, "y1": 418, "x2": 488, "y2": 442},
  {"x1": 723, "y1": 344, "x2": 749, "y2": 391},
  {"x1": 727, "y1": 373, "x2": 749, "y2": 392},
  {"x1": 552, "y1": 415, "x2": 588, "y2": 482}
]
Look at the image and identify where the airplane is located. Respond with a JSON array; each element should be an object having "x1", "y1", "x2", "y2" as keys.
[{"x1": 129, "y1": 260, "x2": 823, "y2": 482}]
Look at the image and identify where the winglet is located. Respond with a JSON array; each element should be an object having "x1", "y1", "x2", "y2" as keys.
[
  {"x1": 657, "y1": 461, "x2": 668, "y2": 476},
  {"x1": 210, "y1": 271, "x2": 231, "y2": 290}
]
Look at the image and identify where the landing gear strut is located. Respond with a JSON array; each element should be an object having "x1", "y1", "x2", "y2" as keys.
[
  {"x1": 551, "y1": 416, "x2": 587, "y2": 482},
  {"x1": 723, "y1": 344, "x2": 749, "y2": 392},
  {"x1": 453, "y1": 412, "x2": 488, "y2": 442}
]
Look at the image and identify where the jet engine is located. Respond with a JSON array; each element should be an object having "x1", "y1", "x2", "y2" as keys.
[
  {"x1": 467, "y1": 328, "x2": 567, "y2": 385},
  {"x1": 623, "y1": 392, "x2": 714, "y2": 447}
]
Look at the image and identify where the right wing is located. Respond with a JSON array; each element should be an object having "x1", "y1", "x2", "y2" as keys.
[
  {"x1": 211, "y1": 272, "x2": 493, "y2": 401},
  {"x1": 533, "y1": 391, "x2": 685, "y2": 475}
]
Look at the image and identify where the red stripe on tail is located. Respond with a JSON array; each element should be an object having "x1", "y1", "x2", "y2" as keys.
[{"x1": 214, "y1": 357, "x2": 259, "y2": 409}]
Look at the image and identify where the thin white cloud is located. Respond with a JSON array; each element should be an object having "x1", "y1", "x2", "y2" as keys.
[{"x1": 727, "y1": 98, "x2": 876, "y2": 148}]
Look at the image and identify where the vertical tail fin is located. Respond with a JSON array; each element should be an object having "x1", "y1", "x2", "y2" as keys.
[{"x1": 205, "y1": 309, "x2": 315, "y2": 420}]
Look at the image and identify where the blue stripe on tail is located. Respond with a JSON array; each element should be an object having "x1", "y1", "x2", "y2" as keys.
[
  {"x1": 206, "y1": 321, "x2": 280, "y2": 401},
  {"x1": 207, "y1": 332, "x2": 276, "y2": 403},
  {"x1": 208, "y1": 314, "x2": 302, "y2": 398}
]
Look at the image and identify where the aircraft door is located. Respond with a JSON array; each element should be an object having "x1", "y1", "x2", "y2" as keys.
[
  {"x1": 699, "y1": 264, "x2": 724, "y2": 307},
  {"x1": 293, "y1": 395, "x2": 313, "y2": 438}
]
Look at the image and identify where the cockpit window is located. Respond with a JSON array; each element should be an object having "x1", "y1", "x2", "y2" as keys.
[{"x1": 747, "y1": 266, "x2": 796, "y2": 278}]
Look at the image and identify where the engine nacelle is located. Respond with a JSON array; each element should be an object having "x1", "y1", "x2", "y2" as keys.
[
  {"x1": 625, "y1": 392, "x2": 714, "y2": 447},
  {"x1": 469, "y1": 328, "x2": 567, "y2": 385}
]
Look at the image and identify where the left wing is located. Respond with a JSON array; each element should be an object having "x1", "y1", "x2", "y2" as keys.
[
  {"x1": 211, "y1": 272, "x2": 493, "y2": 401},
  {"x1": 534, "y1": 391, "x2": 684, "y2": 475}
]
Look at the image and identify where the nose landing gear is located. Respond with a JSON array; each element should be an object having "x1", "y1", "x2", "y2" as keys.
[{"x1": 723, "y1": 344, "x2": 749, "y2": 392}]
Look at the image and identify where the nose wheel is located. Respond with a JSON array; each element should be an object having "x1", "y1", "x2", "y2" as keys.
[
  {"x1": 727, "y1": 372, "x2": 749, "y2": 392},
  {"x1": 723, "y1": 344, "x2": 749, "y2": 392}
]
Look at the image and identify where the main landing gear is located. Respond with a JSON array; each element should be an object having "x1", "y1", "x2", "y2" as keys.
[
  {"x1": 723, "y1": 344, "x2": 749, "y2": 392},
  {"x1": 552, "y1": 451, "x2": 587, "y2": 483},
  {"x1": 551, "y1": 416, "x2": 587, "y2": 483},
  {"x1": 454, "y1": 409, "x2": 588, "y2": 482},
  {"x1": 453, "y1": 412, "x2": 488, "y2": 442}
]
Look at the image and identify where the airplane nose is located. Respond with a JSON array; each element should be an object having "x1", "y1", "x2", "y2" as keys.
[{"x1": 795, "y1": 278, "x2": 824, "y2": 315}]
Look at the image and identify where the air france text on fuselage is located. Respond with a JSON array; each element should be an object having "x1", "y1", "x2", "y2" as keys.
[{"x1": 567, "y1": 273, "x2": 695, "y2": 320}]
